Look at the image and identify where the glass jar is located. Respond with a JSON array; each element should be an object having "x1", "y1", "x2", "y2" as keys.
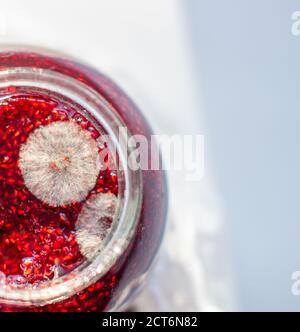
[{"x1": 0, "y1": 49, "x2": 167, "y2": 312}]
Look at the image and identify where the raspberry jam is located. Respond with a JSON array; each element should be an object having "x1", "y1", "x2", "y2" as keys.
[
  {"x1": 0, "y1": 93, "x2": 117, "y2": 285},
  {"x1": 0, "y1": 51, "x2": 167, "y2": 312}
]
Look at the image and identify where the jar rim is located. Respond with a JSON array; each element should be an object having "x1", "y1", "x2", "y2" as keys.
[{"x1": 0, "y1": 65, "x2": 143, "y2": 306}]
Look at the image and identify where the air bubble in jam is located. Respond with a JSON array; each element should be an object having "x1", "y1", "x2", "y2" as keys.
[{"x1": 0, "y1": 93, "x2": 118, "y2": 287}]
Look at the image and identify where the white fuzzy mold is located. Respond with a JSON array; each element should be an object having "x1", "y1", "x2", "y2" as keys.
[
  {"x1": 19, "y1": 121, "x2": 101, "y2": 207},
  {"x1": 76, "y1": 192, "x2": 118, "y2": 260}
]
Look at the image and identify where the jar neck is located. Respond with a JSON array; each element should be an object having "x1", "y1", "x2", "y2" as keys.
[{"x1": 0, "y1": 67, "x2": 143, "y2": 306}]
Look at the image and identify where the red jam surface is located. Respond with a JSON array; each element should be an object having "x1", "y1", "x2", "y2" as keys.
[
  {"x1": 0, "y1": 93, "x2": 118, "y2": 286},
  {"x1": 0, "y1": 51, "x2": 167, "y2": 312}
]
